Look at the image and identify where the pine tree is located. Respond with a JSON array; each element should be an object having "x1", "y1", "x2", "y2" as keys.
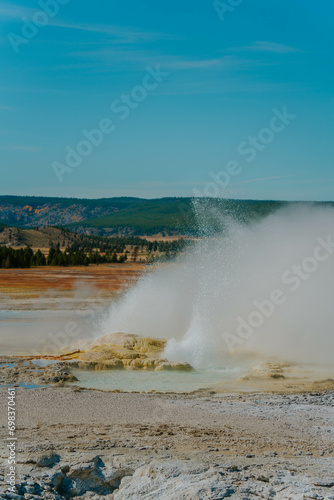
[{"x1": 4, "y1": 254, "x2": 11, "y2": 268}]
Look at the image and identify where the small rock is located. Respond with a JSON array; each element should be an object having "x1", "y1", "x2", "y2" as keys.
[
  {"x1": 36, "y1": 452, "x2": 60, "y2": 468},
  {"x1": 314, "y1": 481, "x2": 334, "y2": 488}
]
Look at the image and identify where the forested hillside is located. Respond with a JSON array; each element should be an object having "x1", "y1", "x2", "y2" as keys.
[{"x1": 1, "y1": 196, "x2": 332, "y2": 236}]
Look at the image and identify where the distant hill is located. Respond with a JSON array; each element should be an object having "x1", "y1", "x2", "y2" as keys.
[
  {"x1": 0, "y1": 196, "x2": 193, "y2": 234},
  {"x1": 0, "y1": 195, "x2": 127, "y2": 228},
  {"x1": 72, "y1": 198, "x2": 196, "y2": 235},
  {"x1": 0, "y1": 226, "x2": 70, "y2": 248},
  {"x1": 0, "y1": 195, "x2": 333, "y2": 236}
]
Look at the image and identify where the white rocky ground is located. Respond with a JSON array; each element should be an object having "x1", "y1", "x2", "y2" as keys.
[{"x1": 0, "y1": 387, "x2": 334, "y2": 499}]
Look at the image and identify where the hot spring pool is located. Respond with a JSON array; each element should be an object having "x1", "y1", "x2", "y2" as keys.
[{"x1": 69, "y1": 367, "x2": 245, "y2": 393}]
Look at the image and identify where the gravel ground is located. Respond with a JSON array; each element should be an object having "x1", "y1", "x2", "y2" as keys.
[{"x1": 1, "y1": 386, "x2": 334, "y2": 499}]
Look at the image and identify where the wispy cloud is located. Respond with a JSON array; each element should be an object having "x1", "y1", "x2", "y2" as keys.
[
  {"x1": 236, "y1": 175, "x2": 294, "y2": 185},
  {"x1": 67, "y1": 50, "x2": 237, "y2": 71},
  {"x1": 294, "y1": 178, "x2": 334, "y2": 184},
  {"x1": 233, "y1": 41, "x2": 304, "y2": 54},
  {"x1": 0, "y1": 2, "x2": 174, "y2": 45},
  {"x1": 64, "y1": 47, "x2": 275, "y2": 75},
  {"x1": 66, "y1": 47, "x2": 159, "y2": 67},
  {"x1": 0, "y1": 145, "x2": 41, "y2": 152},
  {"x1": 170, "y1": 55, "x2": 278, "y2": 71},
  {"x1": 167, "y1": 57, "x2": 231, "y2": 70},
  {"x1": 47, "y1": 19, "x2": 175, "y2": 44},
  {"x1": 0, "y1": 2, "x2": 34, "y2": 19}
]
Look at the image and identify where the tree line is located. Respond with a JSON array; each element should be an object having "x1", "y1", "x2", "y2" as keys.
[
  {"x1": 0, "y1": 236, "x2": 189, "y2": 269},
  {"x1": 58, "y1": 228, "x2": 188, "y2": 254},
  {"x1": 0, "y1": 244, "x2": 127, "y2": 269}
]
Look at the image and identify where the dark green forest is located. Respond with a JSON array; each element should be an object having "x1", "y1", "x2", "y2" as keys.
[{"x1": 0, "y1": 244, "x2": 127, "y2": 268}]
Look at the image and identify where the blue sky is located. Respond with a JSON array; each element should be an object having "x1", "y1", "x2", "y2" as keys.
[{"x1": 1, "y1": 0, "x2": 334, "y2": 200}]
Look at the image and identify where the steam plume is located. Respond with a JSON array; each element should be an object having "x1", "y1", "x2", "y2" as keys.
[{"x1": 99, "y1": 203, "x2": 334, "y2": 368}]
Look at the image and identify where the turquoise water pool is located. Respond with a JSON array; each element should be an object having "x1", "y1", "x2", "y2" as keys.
[{"x1": 70, "y1": 366, "x2": 245, "y2": 393}]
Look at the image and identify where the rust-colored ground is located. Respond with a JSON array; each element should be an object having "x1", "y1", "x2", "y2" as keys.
[{"x1": 0, "y1": 263, "x2": 145, "y2": 299}]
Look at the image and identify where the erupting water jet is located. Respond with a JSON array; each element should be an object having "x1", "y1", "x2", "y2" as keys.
[{"x1": 98, "y1": 203, "x2": 334, "y2": 369}]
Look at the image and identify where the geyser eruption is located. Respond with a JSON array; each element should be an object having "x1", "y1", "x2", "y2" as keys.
[{"x1": 99, "y1": 203, "x2": 334, "y2": 368}]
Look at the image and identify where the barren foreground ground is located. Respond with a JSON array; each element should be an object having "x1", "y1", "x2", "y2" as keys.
[{"x1": 0, "y1": 386, "x2": 334, "y2": 499}]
